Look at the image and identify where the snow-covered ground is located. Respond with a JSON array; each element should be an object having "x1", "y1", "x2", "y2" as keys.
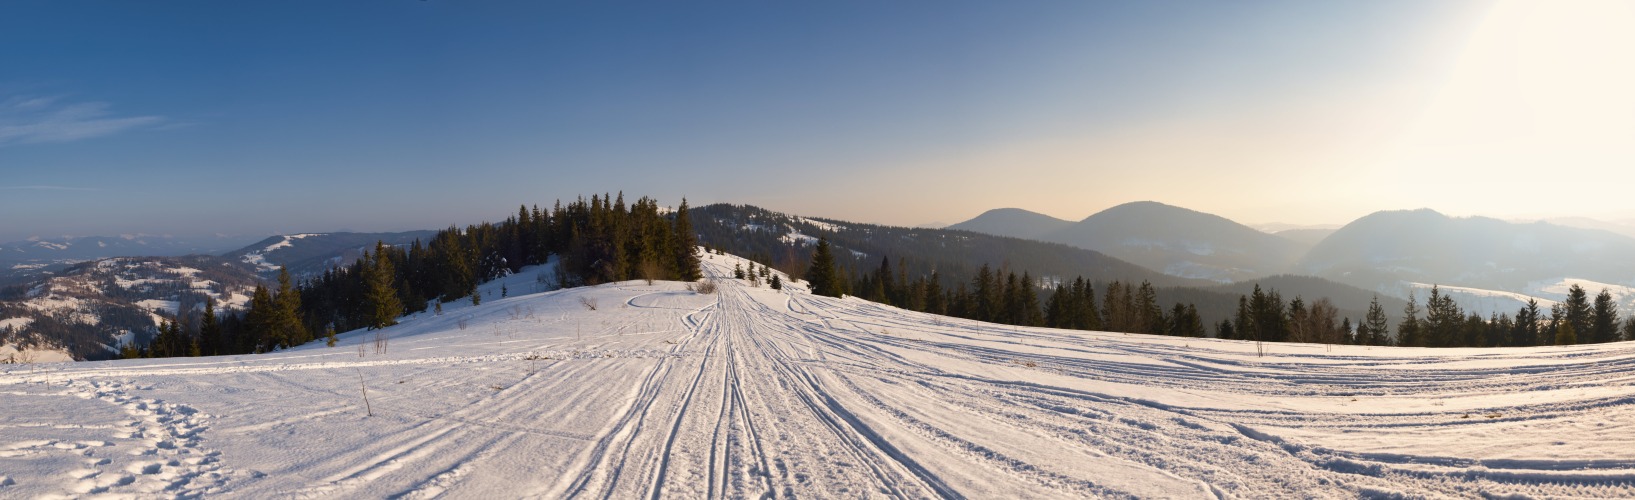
[
  {"x1": 1408, "y1": 277, "x2": 1635, "y2": 318},
  {"x1": 2, "y1": 253, "x2": 1634, "y2": 497}
]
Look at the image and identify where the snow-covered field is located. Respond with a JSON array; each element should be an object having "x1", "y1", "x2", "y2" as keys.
[{"x1": 3, "y1": 253, "x2": 1634, "y2": 497}]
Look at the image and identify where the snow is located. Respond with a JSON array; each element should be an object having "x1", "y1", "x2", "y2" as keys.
[
  {"x1": 2, "y1": 253, "x2": 1634, "y2": 497},
  {"x1": 798, "y1": 217, "x2": 843, "y2": 233},
  {"x1": 0, "y1": 318, "x2": 32, "y2": 331},
  {"x1": 241, "y1": 252, "x2": 276, "y2": 272},
  {"x1": 1408, "y1": 277, "x2": 1635, "y2": 317},
  {"x1": 0, "y1": 344, "x2": 73, "y2": 363},
  {"x1": 242, "y1": 234, "x2": 326, "y2": 271},
  {"x1": 135, "y1": 300, "x2": 181, "y2": 316},
  {"x1": 777, "y1": 229, "x2": 818, "y2": 246}
]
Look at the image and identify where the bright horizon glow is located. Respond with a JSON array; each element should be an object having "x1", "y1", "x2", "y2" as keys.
[
  {"x1": 917, "y1": 0, "x2": 1635, "y2": 228},
  {"x1": 3, "y1": 1, "x2": 1633, "y2": 241}
]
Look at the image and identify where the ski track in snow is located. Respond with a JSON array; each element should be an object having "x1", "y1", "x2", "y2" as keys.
[{"x1": 2, "y1": 252, "x2": 1634, "y2": 498}]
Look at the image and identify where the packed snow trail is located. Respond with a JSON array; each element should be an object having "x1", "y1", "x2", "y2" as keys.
[{"x1": 3, "y1": 253, "x2": 1634, "y2": 498}]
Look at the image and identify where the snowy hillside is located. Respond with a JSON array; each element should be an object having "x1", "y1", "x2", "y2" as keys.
[
  {"x1": 1407, "y1": 277, "x2": 1635, "y2": 318},
  {"x1": 223, "y1": 231, "x2": 436, "y2": 278},
  {"x1": 0, "y1": 256, "x2": 262, "y2": 360},
  {"x1": 2, "y1": 252, "x2": 1633, "y2": 497}
]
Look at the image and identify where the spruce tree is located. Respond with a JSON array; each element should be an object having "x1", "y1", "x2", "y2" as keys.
[
  {"x1": 1564, "y1": 284, "x2": 1591, "y2": 344},
  {"x1": 1515, "y1": 299, "x2": 1542, "y2": 347},
  {"x1": 770, "y1": 274, "x2": 782, "y2": 290},
  {"x1": 364, "y1": 243, "x2": 404, "y2": 330},
  {"x1": 1556, "y1": 319, "x2": 1578, "y2": 345},
  {"x1": 1017, "y1": 272, "x2": 1042, "y2": 326},
  {"x1": 806, "y1": 237, "x2": 842, "y2": 298},
  {"x1": 200, "y1": 298, "x2": 220, "y2": 356},
  {"x1": 271, "y1": 267, "x2": 309, "y2": 348},
  {"x1": 1364, "y1": 295, "x2": 1389, "y2": 346},
  {"x1": 247, "y1": 284, "x2": 273, "y2": 352},
  {"x1": 673, "y1": 199, "x2": 703, "y2": 281},
  {"x1": 1397, "y1": 291, "x2": 1421, "y2": 347},
  {"x1": 1590, "y1": 288, "x2": 1619, "y2": 344},
  {"x1": 1135, "y1": 281, "x2": 1162, "y2": 335},
  {"x1": 1232, "y1": 295, "x2": 1253, "y2": 341}
]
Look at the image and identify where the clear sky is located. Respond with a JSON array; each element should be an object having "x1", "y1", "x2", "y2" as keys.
[{"x1": 4, "y1": 0, "x2": 1633, "y2": 242}]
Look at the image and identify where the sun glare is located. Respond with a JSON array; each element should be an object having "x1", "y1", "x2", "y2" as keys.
[{"x1": 1390, "y1": 0, "x2": 1635, "y2": 176}]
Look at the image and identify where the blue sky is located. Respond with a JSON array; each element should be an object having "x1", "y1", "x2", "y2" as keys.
[{"x1": 6, "y1": 0, "x2": 1630, "y2": 242}]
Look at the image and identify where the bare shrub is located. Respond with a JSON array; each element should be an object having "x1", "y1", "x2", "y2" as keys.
[
  {"x1": 457, "y1": 317, "x2": 469, "y2": 331},
  {"x1": 694, "y1": 280, "x2": 718, "y2": 294},
  {"x1": 579, "y1": 297, "x2": 598, "y2": 311},
  {"x1": 638, "y1": 259, "x2": 665, "y2": 286},
  {"x1": 374, "y1": 331, "x2": 389, "y2": 354}
]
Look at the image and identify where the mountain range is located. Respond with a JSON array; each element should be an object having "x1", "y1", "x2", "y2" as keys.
[
  {"x1": 0, "y1": 234, "x2": 263, "y2": 284},
  {"x1": 9, "y1": 199, "x2": 1635, "y2": 361},
  {"x1": 950, "y1": 202, "x2": 1306, "y2": 282},
  {"x1": 949, "y1": 202, "x2": 1635, "y2": 316}
]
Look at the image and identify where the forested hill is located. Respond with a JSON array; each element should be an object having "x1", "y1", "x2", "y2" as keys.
[
  {"x1": 691, "y1": 204, "x2": 1398, "y2": 333},
  {"x1": 690, "y1": 204, "x2": 1207, "y2": 290}
]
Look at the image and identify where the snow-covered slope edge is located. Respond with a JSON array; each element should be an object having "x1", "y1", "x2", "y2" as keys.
[{"x1": 1, "y1": 251, "x2": 1633, "y2": 497}]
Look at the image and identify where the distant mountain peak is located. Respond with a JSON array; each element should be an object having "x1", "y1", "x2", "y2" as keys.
[{"x1": 946, "y1": 208, "x2": 1074, "y2": 241}]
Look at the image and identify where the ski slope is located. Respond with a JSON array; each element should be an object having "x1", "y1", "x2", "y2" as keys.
[{"x1": 3, "y1": 253, "x2": 1635, "y2": 498}]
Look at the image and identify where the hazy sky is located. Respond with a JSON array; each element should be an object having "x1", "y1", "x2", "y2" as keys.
[{"x1": 4, "y1": 0, "x2": 1634, "y2": 242}]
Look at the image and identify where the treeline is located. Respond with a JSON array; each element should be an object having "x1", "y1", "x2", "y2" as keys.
[
  {"x1": 1385, "y1": 284, "x2": 1634, "y2": 348},
  {"x1": 799, "y1": 238, "x2": 1635, "y2": 348},
  {"x1": 801, "y1": 238, "x2": 1210, "y2": 337},
  {"x1": 122, "y1": 194, "x2": 702, "y2": 358},
  {"x1": 1215, "y1": 283, "x2": 1635, "y2": 348}
]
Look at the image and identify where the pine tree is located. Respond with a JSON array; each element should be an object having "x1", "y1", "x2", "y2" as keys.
[
  {"x1": 975, "y1": 265, "x2": 998, "y2": 322},
  {"x1": 246, "y1": 284, "x2": 273, "y2": 352},
  {"x1": 806, "y1": 237, "x2": 842, "y2": 298},
  {"x1": 1514, "y1": 298, "x2": 1542, "y2": 347},
  {"x1": 1135, "y1": 281, "x2": 1162, "y2": 335},
  {"x1": 199, "y1": 298, "x2": 220, "y2": 356},
  {"x1": 1103, "y1": 281, "x2": 1128, "y2": 332},
  {"x1": 272, "y1": 267, "x2": 309, "y2": 348},
  {"x1": 734, "y1": 263, "x2": 745, "y2": 280},
  {"x1": 1556, "y1": 318, "x2": 1578, "y2": 345},
  {"x1": 1398, "y1": 291, "x2": 1421, "y2": 347},
  {"x1": 1364, "y1": 295, "x2": 1389, "y2": 346},
  {"x1": 1017, "y1": 272, "x2": 1042, "y2": 326},
  {"x1": 1248, "y1": 285, "x2": 1286, "y2": 343},
  {"x1": 152, "y1": 319, "x2": 172, "y2": 358},
  {"x1": 770, "y1": 274, "x2": 782, "y2": 290},
  {"x1": 1232, "y1": 295, "x2": 1253, "y2": 341},
  {"x1": 1590, "y1": 288, "x2": 1619, "y2": 344},
  {"x1": 364, "y1": 243, "x2": 403, "y2": 330},
  {"x1": 1563, "y1": 284, "x2": 1591, "y2": 344}
]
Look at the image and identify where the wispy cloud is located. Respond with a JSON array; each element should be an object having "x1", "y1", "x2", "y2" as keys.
[
  {"x1": 0, "y1": 185, "x2": 103, "y2": 192},
  {"x1": 0, "y1": 95, "x2": 165, "y2": 146}
]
